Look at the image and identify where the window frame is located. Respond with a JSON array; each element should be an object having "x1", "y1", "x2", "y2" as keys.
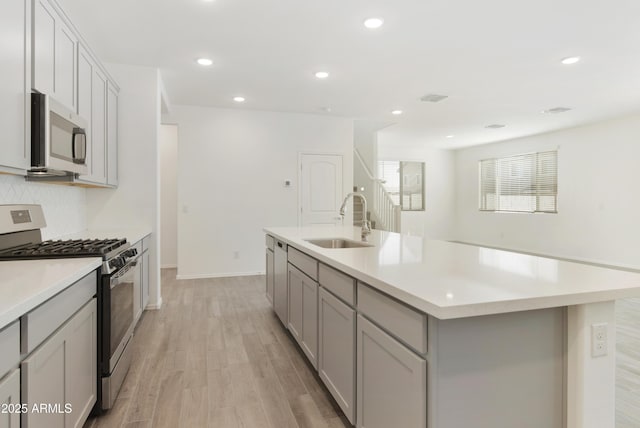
[{"x1": 478, "y1": 150, "x2": 558, "y2": 214}]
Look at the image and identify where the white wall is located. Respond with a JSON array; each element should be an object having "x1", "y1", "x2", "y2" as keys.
[
  {"x1": 377, "y1": 132, "x2": 457, "y2": 239},
  {"x1": 168, "y1": 105, "x2": 353, "y2": 279},
  {"x1": 0, "y1": 175, "x2": 86, "y2": 239},
  {"x1": 454, "y1": 112, "x2": 640, "y2": 268},
  {"x1": 86, "y1": 64, "x2": 162, "y2": 307},
  {"x1": 159, "y1": 124, "x2": 178, "y2": 268}
]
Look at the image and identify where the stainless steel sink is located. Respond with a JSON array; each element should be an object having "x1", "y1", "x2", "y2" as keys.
[{"x1": 304, "y1": 238, "x2": 374, "y2": 249}]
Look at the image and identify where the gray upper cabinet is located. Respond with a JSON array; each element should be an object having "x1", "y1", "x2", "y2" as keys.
[
  {"x1": 54, "y1": 19, "x2": 77, "y2": 112},
  {"x1": 32, "y1": 0, "x2": 77, "y2": 112},
  {"x1": 357, "y1": 314, "x2": 426, "y2": 428},
  {"x1": 90, "y1": 68, "x2": 108, "y2": 183},
  {"x1": 32, "y1": 0, "x2": 55, "y2": 96},
  {"x1": 318, "y1": 287, "x2": 356, "y2": 424},
  {"x1": 107, "y1": 82, "x2": 119, "y2": 186},
  {"x1": 288, "y1": 263, "x2": 318, "y2": 369},
  {"x1": 30, "y1": 0, "x2": 118, "y2": 185},
  {"x1": 78, "y1": 44, "x2": 108, "y2": 185},
  {"x1": 0, "y1": 0, "x2": 30, "y2": 172}
]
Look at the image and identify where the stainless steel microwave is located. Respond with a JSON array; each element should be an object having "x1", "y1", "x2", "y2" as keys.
[{"x1": 29, "y1": 93, "x2": 88, "y2": 177}]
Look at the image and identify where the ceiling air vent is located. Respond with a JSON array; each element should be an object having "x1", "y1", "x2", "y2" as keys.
[
  {"x1": 420, "y1": 94, "x2": 448, "y2": 103},
  {"x1": 543, "y1": 107, "x2": 572, "y2": 114},
  {"x1": 485, "y1": 124, "x2": 506, "y2": 129}
]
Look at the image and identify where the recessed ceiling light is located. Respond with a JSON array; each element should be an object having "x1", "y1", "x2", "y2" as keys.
[
  {"x1": 446, "y1": 135, "x2": 454, "y2": 138},
  {"x1": 315, "y1": 71, "x2": 330, "y2": 79},
  {"x1": 561, "y1": 56, "x2": 580, "y2": 65},
  {"x1": 233, "y1": 96, "x2": 245, "y2": 103},
  {"x1": 391, "y1": 110, "x2": 403, "y2": 115},
  {"x1": 196, "y1": 58, "x2": 213, "y2": 66},
  {"x1": 542, "y1": 107, "x2": 572, "y2": 114},
  {"x1": 485, "y1": 124, "x2": 506, "y2": 129},
  {"x1": 364, "y1": 18, "x2": 384, "y2": 29}
]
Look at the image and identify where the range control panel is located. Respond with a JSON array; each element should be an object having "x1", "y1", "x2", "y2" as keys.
[{"x1": 0, "y1": 204, "x2": 46, "y2": 234}]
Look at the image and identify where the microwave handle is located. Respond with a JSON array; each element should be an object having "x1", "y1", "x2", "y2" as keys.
[{"x1": 72, "y1": 128, "x2": 87, "y2": 164}]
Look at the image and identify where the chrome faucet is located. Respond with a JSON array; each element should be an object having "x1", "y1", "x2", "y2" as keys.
[{"x1": 339, "y1": 192, "x2": 371, "y2": 239}]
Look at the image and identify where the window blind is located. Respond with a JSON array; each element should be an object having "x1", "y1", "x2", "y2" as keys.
[{"x1": 479, "y1": 150, "x2": 557, "y2": 213}]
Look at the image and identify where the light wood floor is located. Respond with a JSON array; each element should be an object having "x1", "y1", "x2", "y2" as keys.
[
  {"x1": 84, "y1": 269, "x2": 351, "y2": 428},
  {"x1": 85, "y1": 270, "x2": 640, "y2": 428}
]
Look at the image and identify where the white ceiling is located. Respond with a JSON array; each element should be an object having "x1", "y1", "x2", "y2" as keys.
[{"x1": 60, "y1": 0, "x2": 640, "y2": 148}]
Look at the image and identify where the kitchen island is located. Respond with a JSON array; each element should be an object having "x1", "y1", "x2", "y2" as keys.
[{"x1": 264, "y1": 226, "x2": 640, "y2": 428}]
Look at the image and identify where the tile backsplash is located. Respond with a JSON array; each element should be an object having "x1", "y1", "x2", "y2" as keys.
[{"x1": 0, "y1": 174, "x2": 87, "y2": 239}]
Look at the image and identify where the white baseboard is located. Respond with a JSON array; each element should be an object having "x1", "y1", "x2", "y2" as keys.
[
  {"x1": 145, "y1": 297, "x2": 163, "y2": 310},
  {"x1": 161, "y1": 264, "x2": 177, "y2": 269},
  {"x1": 176, "y1": 271, "x2": 265, "y2": 280}
]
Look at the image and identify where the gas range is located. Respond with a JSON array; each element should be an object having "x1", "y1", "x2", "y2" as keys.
[
  {"x1": 0, "y1": 204, "x2": 140, "y2": 413},
  {"x1": 0, "y1": 209, "x2": 137, "y2": 274}
]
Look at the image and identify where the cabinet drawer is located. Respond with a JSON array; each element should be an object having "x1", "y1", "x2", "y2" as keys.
[
  {"x1": 0, "y1": 321, "x2": 20, "y2": 379},
  {"x1": 319, "y1": 263, "x2": 355, "y2": 306},
  {"x1": 288, "y1": 247, "x2": 318, "y2": 281},
  {"x1": 357, "y1": 282, "x2": 427, "y2": 354},
  {"x1": 21, "y1": 270, "x2": 96, "y2": 354},
  {"x1": 265, "y1": 234, "x2": 275, "y2": 250}
]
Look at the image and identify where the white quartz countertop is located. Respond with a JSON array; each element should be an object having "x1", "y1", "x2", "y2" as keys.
[
  {"x1": 0, "y1": 257, "x2": 101, "y2": 330},
  {"x1": 265, "y1": 226, "x2": 640, "y2": 319},
  {"x1": 60, "y1": 228, "x2": 151, "y2": 245}
]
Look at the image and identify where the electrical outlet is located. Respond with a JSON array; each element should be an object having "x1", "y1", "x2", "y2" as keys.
[
  {"x1": 591, "y1": 323, "x2": 608, "y2": 358},
  {"x1": 233, "y1": 251, "x2": 240, "y2": 260}
]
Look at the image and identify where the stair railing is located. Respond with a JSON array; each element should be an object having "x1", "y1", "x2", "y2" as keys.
[{"x1": 354, "y1": 148, "x2": 401, "y2": 233}]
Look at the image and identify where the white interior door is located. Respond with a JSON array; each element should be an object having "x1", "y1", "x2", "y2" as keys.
[{"x1": 300, "y1": 154, "x2": 343, "y2": 226}]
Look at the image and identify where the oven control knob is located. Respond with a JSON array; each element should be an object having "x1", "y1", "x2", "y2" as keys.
[
  {"x1": 109, "y1": 257, "x2": 124, "y2": 270},
  {"x1": 128, "y1": 249, "x2": 138, "y2": 257}
]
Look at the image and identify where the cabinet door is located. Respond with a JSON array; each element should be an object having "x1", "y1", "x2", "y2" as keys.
[
  {"x1": 106, "y1": 82, "x2": 118, "y2": 186},
  {"x1": 22, "y1": 299, "x2": 97, "y2": 428},
  {"x1": 0, "y1": 0, "x2": 29, "y2": 171},
  {"x1": 32, "y1": 0, "x2": 55, "y2": 95},
  {"x1": 54, "y1": 19, "x2": 77, "y2": 111},
  {"x1": 32, "y1": 0, "x2": 77, "y2": 111},
  {"x1": 288, "y1": 264, "x2": 318, "y2": 369},
  {"x1": 142, "y1": 250, "x2": 150, "y2": 310},
  {"x1": 357, "y1": 315, "x2": 426, "y2": 428},
  {"x1": 273, "y1": 243, "x2": 288, "y2": 326},
  {"x1": 319, "y1": 287, "x2": 355, "y2": 424},
  {"x1": 77, "y1": 46, "x2": 93, "y2": 179},
  {"x1": 64, "y1": 299, "x2": 97, "y2": 428},
  {"x1": 90, "y1": 68, "x2": 108, "y2": 183},
  {"x1": 266, "y1": 249, "x2": 274, "y2": 305},
  {"x1": 0, "y1": 369, "x2": 20, "y2": 428}
]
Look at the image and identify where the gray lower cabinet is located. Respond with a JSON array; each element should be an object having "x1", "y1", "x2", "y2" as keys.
[
  {"x1": 357, "y1": 314, "x2": 426, "y2": 428},
  {"x1": 22, "y1": 298, "x2": 97, "y2": 428},
  {"x1": 288, "y1": 263, "x2": 318, "y2": 369},
  {"x1": 274, "y1": 241, "x2": 288, "y2": 326},
  {"x1": 265, "y1": 248, "x2": 274, "y2": 305},
  {"x1": 0, "y1": 369, "x2": 20, "y2": 428},
  {"x1": 318, "y1": 287, "x2": 355, "y2": 424}
]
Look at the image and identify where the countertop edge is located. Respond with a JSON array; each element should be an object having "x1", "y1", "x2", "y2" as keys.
[
  {"x1": 0, "y1": 258, "x2": 102, "y2": 330},
  {"x1": 264, "y1": 227, "x2": 640, "y2": 320}
]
